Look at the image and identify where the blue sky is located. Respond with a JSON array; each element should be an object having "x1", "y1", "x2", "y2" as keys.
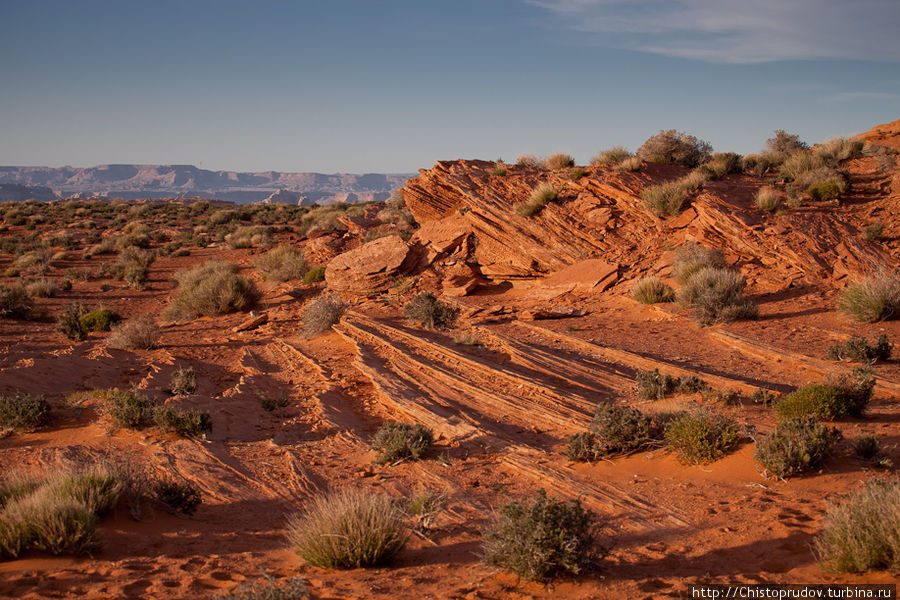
[{"x1": 1, "y1": 0, "x2": 898, "y2": 173}]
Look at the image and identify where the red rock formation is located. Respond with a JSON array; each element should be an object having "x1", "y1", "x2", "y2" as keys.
[{"x1": 325, "y1": 235, "x2": 424, "y2": 295}]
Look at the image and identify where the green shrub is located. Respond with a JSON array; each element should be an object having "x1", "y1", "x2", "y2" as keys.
[
  {"x1": 103, "y1": 389, "x2": 155, "y2": 429},
  {"x1": 568, "y1": 167, "x2": 587, "y2": 181},
  {"x1": 488, "y1": 166, "x2": 508, "y2": 177},
  {"x1": 755, "y1": 186, "x2": 779, "y2": 212},
  {"x1": 107, "y1": 314, "x2": 160, "y2": 350},
  {"x1": 0, "y1": 393, "x2": 51, "y2": 431},
  {"x1": 815, "y1": 480, "x2": 900, "y2": 573},
  {"x1": 741, "y1": 152, "x2": 784, "y2": 176},
  {"x1": 225, "y1": 226, "x2": 270, "y2": 249},
  {"x1": 151, "y1": 405, "x2": 211, "y2": 437},
  {"x1": 566, "y1": 431, "x2": 601, "y2": 462},
  {"x1": 807, "y1": 179, "x2": 843, "y2": 201},
  {"x1": 516, "y1": 183, "x2": 558, "y2": 217},
  {"x1": 673, "y1": 242, "x2": 726, "y2": 284},
  {"x1": 591, "y1": 146, "x2": 632, "y2": 165},
  {"x1": 677, "y1": 267, "x2": 757, "y2": 325},
  {"x1": 641, "y1": 180, "x2": 689, "y2": 217},
  {"x1": 254, "y1": 245, "x2": 309, "y2": 282},
  {"x1": 630, "y1": 276, "x2": 674, "y2": 304},
  {"x1": 0, "y1": 284, "x2": 34, "y2": 319},
  {"x1": 56, "y1": 303, "x2": 88, "y2": 341},
  {"x1": 544, "y1": 153, "x2": 575, "y2": 170},
  {"x1": 403, "y1": 292, "x2": 458, "y2": 330},
  {"x1": 776, "y1": 369, "x2": 874, "y2": 420},
  {"x1": 46, "y1": 468, "x2": 121, "y2": 516},
  {"x1": 637, "y1": 130, "x2": 712, "y2": 167},
  {"x1": 106, "y1": 246, "x2": 155, "y2": 288},
  {"x1": 581, "y1": 403, "x2": 658, "y2": 458},
  {"x1": 79, "y1": 308, "x2": 122, "y2": 332},
  {"x1": 634, "y1": 368, "x2": 707, "y2": 400},
  {"x1": 754, "y1": 416, "x2": 840, "y2": 479},
  {"x1": 698, "y1": 152, "x2": 742, "y2": 179},
  {"x1": 215, "y1": 576, "x2": 310, "y2": 600},
  {"x1": 286, "y1": 489, "x2": 408, "y2": 568},
  {"x1": 837, "y1": 273, "x2": 900, "y2": 322},
  {"x1": 163, "y1": 366, "x2": 197, "y2": 395},
  {"x1": 814, "y1": 137, "x2": 863, "y2": 166},
  {"x1": 862, "y1": 221, "x2": 884, "y2": 242},
  {"x1": 664, "y1": 409, "x2": 740, "y2": 464},
  {"x1": 302, "y1": 266, "x2": 326, "y2": 284},
  {"x1": 827, "y1": 334, "x2": 892, "y2": 363},
  {"x1": 482, "y1": 489, "x2": 598, "y2": 581},
  {"x1": 165, "y1": 260, "x2": 260, "y2": 320},
  {"x1": 780, "y1": 150, "x2": 823, "y2": 182},
  {"x1": 372, "y1": 422, "x2": 434, "y2": 464},
  {"x1": 750, "y1": 388, "x2": 777, "y2": 406},
  {"x1": 152, "y1": 478, "x2": 202, "y2": 515},
  {"x1": 4, "y1": 495, "x2": 100, "y2": 556},
  {"x1": 302, "y1": 293, "x2": 346, "y2": 336},
  {"x1": 24, "y1": 278, "x2": 59, "y2": 298}
]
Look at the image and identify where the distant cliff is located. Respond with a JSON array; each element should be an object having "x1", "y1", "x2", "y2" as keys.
[
  {"x1": 0, "y1": 183, "x2": 57, "y2": 203},
  {"x1": 0, "y1": 164, "x2": 413, "y2": 205}
]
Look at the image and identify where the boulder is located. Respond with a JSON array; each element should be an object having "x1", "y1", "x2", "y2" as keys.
[{"x1": 325, "y1": 235, "x2": 423, "y2": 295}]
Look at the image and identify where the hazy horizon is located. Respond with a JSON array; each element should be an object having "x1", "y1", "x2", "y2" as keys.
[{"x1": 2, "y1": 1, "x2": 898, "y2": 173}]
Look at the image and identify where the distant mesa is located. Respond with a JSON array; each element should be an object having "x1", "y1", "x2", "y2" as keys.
[{"x1": 0, "y1": 164, "x2": 413, "y2": 205}]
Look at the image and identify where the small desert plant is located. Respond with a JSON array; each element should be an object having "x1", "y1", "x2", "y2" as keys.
[
  {"x1": 641, "y1": 180, "x2": 689, "y2": 217},
  {"x1": 637, "y1": 129, "x2": 712, "y2": 167},
  {"x1": 837, "y1": 273, "x2": 900, "y2": 323},
  {"x1": 776, "y1": 368, "x2": 875, "y2": 420},
  {"x1": 630, "y1": 276, "x2": 675, "y2": 304},
  {"x1": 0, "y1": 393, "x2": 51, "y2": 431},
  {"x1": 302, "y1": 266, "x2": 326, "y2": 284},
  {"x1": 591, "y1": 146, "x2": 632, "y2": 165},
  {"x1": 779, "y1": 150, "x2": 823, "y2": 182},
  {"x1": 807, "y1": 179, "x2": 843, "y2": 201},
  {"x1": 225, "y1": 226, "x2": 270, "y2": 249},
  {"x1": 56, "y1": 303, "x2": 88, "y2": 341},
  {"x1": 698, "y1": 152, "x2": 742, "y2": 179},
  {"x1": 453, "y1": 333, "x2": 482, "y2": 346},
  {"x1": 163, "y1": 366, "x2": 197, "y2": 395},
  {"x1": 107, "y1": 314, "x2": 161, "y2": 350},
  {"x1": 107, "y1": 246, "x2": 155, "y2": 288},
  {"x1": 254, "y1": 245, "x2": 309, "y2": 282},
  {"x1": 827, "y1": 334, "x2": 892, "y2": 363},
  {"x1": 515, "y1": 154, "x2": 542, "y2": 169},
  {"x1": 615, "y1": 156, "x2": 643, "y2": 172},
  {"x1": 302, "y1": 293, "x2": 346, "y2": 336},
  {"x1": 634, "y1": 368, "x2": 707, "y2": 400},
  {"x1": 165, "y1": 260, "x2": 260, "y2": 320},
  {"x1": 568, "y1": 167, "x2": 587, "y2": 181},
  {"x1": 814, "y1": 480, "x2": 900, "y2": 573},
  {"x1": 664, "y1": 409, "x2": 740, "y2": 464},
  {"x1": 673, "y1": 242, "x2": 726, "y2": 284},
  {"x1": 286, "y1": 489, "x2": 408, "y2": 568},
  {"x1": 45, "y1": 467, "x2": 122, "y2": 516},
  {"x1": 24, "y1": 278, "x2": 59, "y2": 298},
  {"x1": 482, "y1": 489, "x2": 598, "y2": 581},
  {"x1": 814, "y1": 137, "x2": 863, "y2": 166},
  {"x1": 516, "y1": 183, "x2": 558, "y2": 217},
  {"x1": 741, "y1": 151, "x2": 785, "y2": 176},
  {"x1": 0, "y1": 284, "x2": 34, "y2": 319},
  {"x1": 576, "y1": 403, "x2": 658, "y2": 459},
  {"x1": 677, "y1": 267, "x2": 757, "y2": 325},
  {"x1": 152, "y1": 478, "x2": 202, "y2": 515},
  {"x1": 151, "y1": 405, "x2": 212, "y2": 437},
  {"x1": 754, "y1": 416, "x2": 840, "y2": 479},
  {"x1": 750, "y1": 388, "x2": 777, "y2": 406},
  {"x1": 215, "y1": 576, "x2": 310, "y2": 600},
  {"x1": 407, "y1": 490, "x2": 444, "y2": 532},
  {"x1": 3, "y1": 493, "x2": 100, "y2": 556},
  {"x1": 372, "y1": 422, "x2": 434, "y2": 464},
  {"x1": 544, "y1": 153, "x2": 575, "y2": 170},
  {"x1": 78, "y1": 308, "x2": 121, "y2": 332},
  {"x1": 765, "y1": 130, "x2": 808, "y2": 155},
  {"x1": 403, "y1": 292, "x2": 458, "y2": 330},
  {"x1": 755, "y1": 186, "x2": 780, "y2": 212},
  {"x1": 103, "y1": 389, "x2": 155, "y2": 429},
  {"x1": 260, "y1": 393, "x2": 289, "y2": 412},
  {"x1": 862, "y1": 221, "x2": 884, "y2": 242},
  {"x1": 488, "y1": 165, "x2": 508, "y2": 177}
]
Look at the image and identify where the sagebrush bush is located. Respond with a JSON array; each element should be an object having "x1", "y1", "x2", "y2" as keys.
[
  {"x1": 827, "y1": 334, "x2": 892, "y2": 363},
  {"x1": 403, "y1": 292, "x2": 458, "y2": 330},
  {"x1": 815, "y1": 480, "x2": 900, "y2": 573},
  {"x1": 372, "y1": 422, "x2": 434, "y2": 464},
  {"x1": 165, "y1": 260, "x2": 260, "y2": 320},
  {"x1": 814, "y1": 137, "x2": 863, "y2": 166},
  {"x1": 569, "y1": 403, "x2": 658, "y2": 460},
  {"x1": 0, "y1": 284, "x2": 34, "y2": 319},
  {"x1": 544, "y1": 153, "x2": 575, "y2": 170},
  {"x1": 286, "y1": 489, "x2": 408, "y2": 569},
  {"x1": 664, "y1": 409, "x2": 740, "y2": 464},
  {"x1": 615, "y1": 156, "x2": 643, "y2": 172},
  {"x1": 754, "y1": 416, "x2": 840, "y2": 479},
  {"x1": 106, "y1": 246, "x2": 155, "y2": 289},
  {"x1": 215, "y1": 576, "x2": 310, "y2": 600},
  {"x1": 163, "y1": 366, "x2": 197, "y2": 395},
  {"x1": 56, "y1": 303, "x2": 88, "y2": 342},
  {"x1": 516, "y1": 154, "x2": 542, "y2": 169},
  {"x1": 488, "y1": 166, "x2": 508, "y2": 177},
  {"x1": 152, "y1": 478, "x2": 202, "y2": 515},
  {"x1": 482, "y1": 489, "x2": 598, "y2": 581},
  {"x1": 852, "y1": 435, "x2": 892, "y2": 468},
  {"x1": 637, "y1": 130, "x2": 712, "y2": 167},
  {"x1": 516, "y1": 183, "x2": 558, "y2": 217},
  {"x1": 862, "y1": 221, "x2": 884, "y2": 242},
  {"x1": 302, "y1": 293, "x2": 346, "y2": 336},
  {"x1": 837, "y1": 273, "x2": 900, "y2": 322},
  {"x1": 303, "y1": 265, "x2": 326, "y2": 284},
  {"x1": 78, "y1": 308, "x2": 121, "y2": 332},
  {"x1": 641, "y1": 180, "x2": 689, "y2": 217},
  {"x1": 779, "y1": 150, "x2": 823, "y2": 182},
  {"x1": 698, "y1": 152, "x2": 742, "y2": 179},
  {"x1": 776, "y1": 368, "x2": 875, "y2": 420},
  {"x1": 677, "y1": 266, "x2": 757, "y2": 325},
  {"x1": 24, "y1": 278, "x2": 59, "y2": 298},
  {"x1": 152, "y1": 405, "x2": 211, "y2": 437},
  {"x1": 225, "y1": 226, "x2": 270, "y2": 249},
  {"x1": 634, "y1": 368, "x2": 707, "y2": 400},
  {"x1": 673, "y1": 242, "x2": 726, "y2": 284},
  {"x1": 755, "y1": 186, "x2": 780, "y2": 212},
  {"x1": 0, "y1": 393, "x2": 50, "y2": 431},
  {"x1": 107, "y1": 314, "x2": 160, "y2": 350},
  {"x1": 591, "y1": 146, "x2": 632, "y2": 165},
  {"x1": 807, "y1": 179, "x2": 844, "y2": 201},
  {"x1": 254, "y1": 245, "x2": 309, "y2": 282},
  {"x1": 630, "y1": 276, "x2": 674, "y2": 304},
  {"x1": 765, "y1": 130, "x2": 808, "y2": 155},
  {"x1": 568, "y1": 167, "x2": 587, "y2": 181},
  {"x1": 101, "y1": 389, "x2": 155, "y2": 429},
  {"x1": 742, "y1": 151, "x2": 784, "y2": 176}
]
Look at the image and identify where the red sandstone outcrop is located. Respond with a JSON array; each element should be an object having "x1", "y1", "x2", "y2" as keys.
[{"x1": 325, "y1": 235, "x2": 424, "y2": 295}]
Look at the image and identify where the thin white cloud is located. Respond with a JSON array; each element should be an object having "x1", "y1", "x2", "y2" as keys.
[{"x1": 528, "y1": 0, "x2": 900, "y2": 63}]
